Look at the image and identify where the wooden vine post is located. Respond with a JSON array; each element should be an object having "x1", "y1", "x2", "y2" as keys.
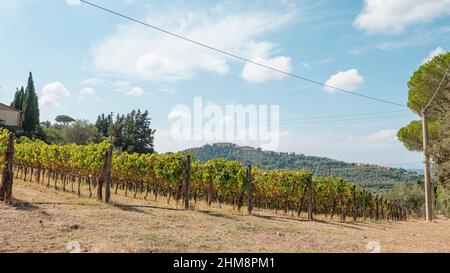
[
  {"x1": 375, "y1": 195, "x2": 380, "y2": 221},
  {"x1": 247, "y1": 165, "x2": 253, "y2": 215},
  {"x1": 184, "y1": 154, "x2": 191, "y2": 210},
  {"x1": 97, "y1": 157, "x2": 106, "y2": 201},
  {"x1": 352, "y1": 185, "x2": 357, "y2": 222},
  {"x1": 104, "y1": 145, "x2": 113, "y2": 204},
  {"x1": 0, "y1": 133, "x2": 14, "y2": 204},
  {"x1": 340, "y1": 182, "x2": 345, "y2": 222},
  {"x1": 362, "y1": 190, "x2": 366, "y2": 220},
  {"x1": 97, "y1": 145, "x2": 113, "y2": 202},
  {"x1": 307, "y1": 175, "x2": 313, "y2": 221}
]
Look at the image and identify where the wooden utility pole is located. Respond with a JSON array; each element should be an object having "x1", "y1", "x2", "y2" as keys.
[
  {"x1": 247, "y1": 165, "x2": 253, "y2": 215},
  {"x1": 184, "y1": 155, "x2": 191, "y2": 210},
  {"x1": 421, "y1": 108, "x2": 433, "y2": 221}
]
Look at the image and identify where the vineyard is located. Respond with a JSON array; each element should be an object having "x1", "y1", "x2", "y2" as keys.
[{"x1": 1, "y1": 129, "x2": 406, "y2": 221}]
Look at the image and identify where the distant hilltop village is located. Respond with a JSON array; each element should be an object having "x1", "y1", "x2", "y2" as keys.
[{"x1": 212, "y1": 142, "x2": 306, "y2": 157}]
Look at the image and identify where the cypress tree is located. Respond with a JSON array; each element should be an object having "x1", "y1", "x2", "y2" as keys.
[
  {"x1": 11, "y1": 88, "x2": 21, "y2": 109},
  {"x1": 10, "y1": 87, "x2": 25, "y2": 110},
  {"x1": 22, "y1": 72, "x2": 40, "y2": 134},
  {"x1": 18, "y1": 86, "x2": 25, "y2": 110}
]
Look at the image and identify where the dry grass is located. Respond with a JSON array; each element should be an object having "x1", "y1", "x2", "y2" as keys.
[{"x1": 1, "y1": 179, "x2": 450, "y2": 253}]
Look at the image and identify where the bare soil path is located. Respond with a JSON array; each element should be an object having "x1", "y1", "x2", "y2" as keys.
[{"x1": 1, "y1": 180, "x2": 449, "y2": 253}]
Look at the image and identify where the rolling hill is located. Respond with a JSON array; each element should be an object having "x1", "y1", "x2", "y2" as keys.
[{"x1": 185, "y1": 143, "x2": 423, "y2": 191}]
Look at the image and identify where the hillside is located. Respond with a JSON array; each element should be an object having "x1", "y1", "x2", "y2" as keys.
[{"x1": 185, "y1": 143, "x2": 422, "y2": 190}]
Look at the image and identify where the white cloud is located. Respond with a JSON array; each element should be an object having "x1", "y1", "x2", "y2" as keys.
[
  {"x1": 39, "y1": 82, "x2": 71, "y2": 108},
  {"x1": 125, "y1": 87, "x2": 145, "y2": 96},
  {"x1": 241, "y1": 56, "x2": 292, "y2": 83},
  {"x1": 80, "y1": 87, "x2": 96, "y2": 95},
  {"x1": 354, "y1": 0, "x2": 450, "y2": 34},
  {"x1": 324, "y1": 69, "x2": 364, "y2": 92},
  {"x1": 66, "y1": 0, "x2": 80, "y2": 6},
  {"x1": 81, "y1": 77, "x2": 107, "y2": 86},
  {"x1": 91, "y1": 2, "x2": 296, "y2": 82},
  {"x1": 81, "y1": 78, "x2": 132, "y2": 93},
  {"x1": 78, "y1": 87, "x2": 101, "y2": 101},
  {"x1": 349, "y1": 46, "x2": 370, "y2": 56},
  {"x1": 316, "y1": 58, "x2": 333, "y2": 65},
  {"x1": 367, "y1": 129, "x2": 397, "y2": 141},
  {"x1": 158, "y1": 87, "x2": 177, "y2": 95},
  {"x1": 421, "y1": 47, "x2": 446, "y2": 65},
  {"x1": 167, "y1": 109, "x2": 191, "y2": 121}
]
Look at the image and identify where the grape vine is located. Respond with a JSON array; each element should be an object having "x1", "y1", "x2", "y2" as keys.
[{"x1": 0, "y1": 135, "x2": 407, "y2": 221}]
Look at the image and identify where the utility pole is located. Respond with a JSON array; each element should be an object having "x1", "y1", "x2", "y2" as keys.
[
  {"x1": 420, "y1": 63, "x2": 450, "y2": 222},
  {"x1": 421, "y1": 108, "x2": 433, "y2": 221}
]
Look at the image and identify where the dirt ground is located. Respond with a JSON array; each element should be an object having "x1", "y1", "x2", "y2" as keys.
[{"x1": 1, "y1": 179, "x2": 449, "y2": 253}]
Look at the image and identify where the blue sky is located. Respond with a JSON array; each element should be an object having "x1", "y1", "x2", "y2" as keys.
[{"x1": 1, "y1": 0, "x2": 449, "y2": 168}]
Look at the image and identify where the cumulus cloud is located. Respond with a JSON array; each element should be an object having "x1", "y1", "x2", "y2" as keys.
[
  {"x1": 241, "y1": 56, "x2": 292, "y2": 83},
  {"x1": 167, "y1": 109, "x2": 191, "y2": 121},
  {"x1": 80, "y1": 87, "x2": 96, "y2": 95},
  {"x1": 324, "y1": 69, "x2": 364, "y2": 92},
  {"x1": 125, "y1": 87, "x2": 145, "y2": 96},
  {"x1": 39, "y1": 82, "x2": 71, "y2": 108},
  {"x1": 158, "y1": 87, "x2": 177, "y2": 95},
  {"x1": 78, "y1": 87, "x2": 101, "y2": 101},
  {"x1": 354, "y1": 0, "x2": 450, "y2": 34},
  {"x1": 421, "y1": 47, "x2": 446, "y2": 65},
  {"x1": 367, "y1": 129, "x2": 397, "y2": 141},
  {"x1": 91, "y1": 2, "x2": 296, "y2": 82}
]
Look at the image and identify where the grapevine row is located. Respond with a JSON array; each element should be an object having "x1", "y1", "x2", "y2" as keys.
[{"x1": 1, "y1": 129, "x2": 407, "y2": 221}]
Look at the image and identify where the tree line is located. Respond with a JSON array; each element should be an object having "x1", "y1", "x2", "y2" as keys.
[
  {"x1": 39, "y1": 110, "x2": 155, "y2": 154},
  {"x1": 10, "y1": 73, "x2": 40, "y2": 137},
  {"x1": 7, "y1": 72, "x2": 156, "y2": 154}
]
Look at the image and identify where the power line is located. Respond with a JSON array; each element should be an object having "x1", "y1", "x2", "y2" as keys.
[
  {"x1": 424, "y1": 63, "x2": 450, "y2": 110},
  {"x1": 79, "y1": 0, "x2": 407, "y2": 108},
  {"x1": 150, "y1": 109, "x2": 408, "y2": 121},
  {"x1": 281, "y1": 113, "x2": 411, "y2": 125},
  {"x1": 259, "y1": 109, "x2": 409, "y2": 122},
  {"x1": 148, "y1": 110, "x2": 411, "y2": 125}
]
